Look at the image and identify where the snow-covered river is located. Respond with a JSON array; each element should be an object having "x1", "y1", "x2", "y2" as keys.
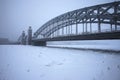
[{"x1": 0, "y1": 45, "x2": 120, "y2": 80}]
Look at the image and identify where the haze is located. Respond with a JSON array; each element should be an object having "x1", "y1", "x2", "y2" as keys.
[{"x1": 0, "y1": 0, "x2": 116, "y2": 41}]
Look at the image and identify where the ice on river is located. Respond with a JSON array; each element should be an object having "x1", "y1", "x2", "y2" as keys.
[{"x1": 0, "y1": 45, "x2": 120, "y2": 80}]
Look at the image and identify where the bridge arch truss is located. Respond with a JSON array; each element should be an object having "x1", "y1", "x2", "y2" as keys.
[{"x1": 33, "y1": 1, "x2": 120, "y2": 39}]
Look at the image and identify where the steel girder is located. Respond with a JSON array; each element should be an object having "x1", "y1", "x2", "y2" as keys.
[{"x1": 34, "y1": 1, "x2": 120, "y2": 38}]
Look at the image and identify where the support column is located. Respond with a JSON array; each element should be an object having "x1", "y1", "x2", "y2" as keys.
[
  {"x1": 52, "y1": 30, "x2": 54, "y2": 38},
  {"x1": 76, "y1": 23, "x2": 78, "y2": 35},
  {"x1": 56, "y1": 30, "x2": 57, "y2": 37},
  {"x1": 68, "y1": 26, "x2": 70, "y2": 35},
  {"x1": 114, "y1": 3, "x2": 117, "y2": 31},
  {"x1": 53, "y1": 31, "x2": 55, "y2": 37},
  {"x1": 57, "y1": 22, "x2": 59, "y2": 36},
  {"x1": 90, "y1": 18, "x2": 92, "y2": 33},
  {"x1": 98, "y1": 7, "x2": 101, "y2": 32},
  {"x1": 75, "y1": 10, "x2": 78, "y2": 35},
  {"x1": 52, "y1": 23, "x2": 54, "y2": 38},
  {"x1": 68, "y1": 19, "x2": 70, "y2": 35},
  {"x1": 111, "y1": 23, "x2": 112, "y2": 31},
  {"x1": 62, "y1": 20, "x2": 64, "y2": 36},
  {"x1": 50, "y1": 25, "x2": 52, "y2": 38},
  {"x1": 85, "y1": 9, "x2": 87, "y2": 33},
  {"x1": 62, "y1": 27, "x2": 64, "y2": 35},
  {"x1": 115, "y1": 20, "x2": 117, "y2": 31},
  {"x1": 57, "y1": 28, "x2": 59, "y2": 36},
  {"x1": 98, "y1": 19, "x2": 101, "y2": 32},
  {"x1": 83, "y1": 22, "x2": 84, "y2": 34},
  {"x1": 86, "y1": 22, "x2": 87, "y2": 33},
  {"x1": 66, "y1": 26, "x2": 67, "y2": 35},
  {"x1": 71, "y1": 24, "x2": 72, "y2": 34}
]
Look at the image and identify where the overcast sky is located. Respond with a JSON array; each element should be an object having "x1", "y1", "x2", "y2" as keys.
[{"x1": 0, "y1": 0, "x2": 116, "y2": 41}]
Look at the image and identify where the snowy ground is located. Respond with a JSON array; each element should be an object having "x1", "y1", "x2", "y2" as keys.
[{"x1": 0, "y1": 45, "x2": 120, "y2": 80}]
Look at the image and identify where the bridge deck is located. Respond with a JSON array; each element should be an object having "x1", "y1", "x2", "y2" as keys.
[{"x1": 32, "y1": 31, "x2": 120, "y2": 42}]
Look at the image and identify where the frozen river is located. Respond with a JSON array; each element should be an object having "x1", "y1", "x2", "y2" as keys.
[{"x1": 0, "y1": 45, "x2": 120, "y2": 80}]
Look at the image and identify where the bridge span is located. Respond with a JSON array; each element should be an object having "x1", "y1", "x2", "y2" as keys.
[{"x1": 18, "y1": 1, "x2": 120, "y2": 46}]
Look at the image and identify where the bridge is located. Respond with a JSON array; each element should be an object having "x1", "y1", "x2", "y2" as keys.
[{"x1": 18, "y1": 1, "x2": 120, "y2": 46}]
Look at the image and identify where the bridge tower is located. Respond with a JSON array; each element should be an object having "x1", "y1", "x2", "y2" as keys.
[
  {"x1": 21, "y1": 31, "x2": 26, "y2": 45},
  {"x1": 27, "y1": 26, "x2": 32, "y2": 45}
]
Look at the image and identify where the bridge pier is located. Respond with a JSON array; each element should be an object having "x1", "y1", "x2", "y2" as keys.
[{"x1": 32, "y1": 41, "x2": 46, "y2": 46}]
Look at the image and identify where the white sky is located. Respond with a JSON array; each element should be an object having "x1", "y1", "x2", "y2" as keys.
[{"x1": 0, "y1": 0, "x2": 116, "y2": 41}]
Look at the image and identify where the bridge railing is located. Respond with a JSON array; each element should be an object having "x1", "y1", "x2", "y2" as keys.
[{"x1": 35, "y1": 28, "x2": 120, "y2": 39}]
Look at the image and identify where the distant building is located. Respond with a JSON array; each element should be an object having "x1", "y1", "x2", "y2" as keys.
[{"x1": 0, "y1": 38, "x2": 9, "y2": 44}]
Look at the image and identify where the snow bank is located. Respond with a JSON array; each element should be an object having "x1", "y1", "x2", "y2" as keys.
[
  {"x1": 0, "y1": 45, "x2": 120, "y2": 80},
  {"x1": 47, "y1": 40, "x2": 120, "y2": 51}
]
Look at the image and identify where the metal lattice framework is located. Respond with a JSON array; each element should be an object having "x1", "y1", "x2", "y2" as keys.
[{"x1": 33, "y1": 1, "x2": 120, "y2": 39}]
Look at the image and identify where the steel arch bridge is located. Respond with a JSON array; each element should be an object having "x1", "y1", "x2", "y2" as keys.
[{"x1": 32, "y1": 1, "x2": 120, "y2": 46}]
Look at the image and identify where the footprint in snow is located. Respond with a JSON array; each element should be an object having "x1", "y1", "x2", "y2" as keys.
[
  {"x1": 38, "y1": 54, "x2": 41, "y2": 58},
  {"x1": 27, "y1": 69, "x2": 30, "y2": 72},
  {"x1": 40, "y1": 52, "x2": 42, "y2": 54},
  {"x1": 45, "y1": 64, "x2": 51, "y2": 67},
  {"x1": 45, "y1": 61, "x2": 56, "y2": 67},
  {"x1": 57, "y1": 63, "x2": 63, "y2": 65},
  {"x1": 38, "y1": 52, "x2": 43, "y2": 58},
  {"x1": 107, "y1": 67, "x2": 110, "y2": 70},
  {"x1": 40, "y1": 74, "x2": 45, "y2": 77},
  {"x1": 117, "y1": 65, "x2": 120, "y2": 70},
  {"x1": 102, "y1": 61, "x2": 104, "y2": 63}
]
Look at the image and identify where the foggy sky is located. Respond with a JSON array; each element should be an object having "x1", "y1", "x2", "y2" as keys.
[{"x1": 0, "y1": 0, "x2": 115, "y2": 41}]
